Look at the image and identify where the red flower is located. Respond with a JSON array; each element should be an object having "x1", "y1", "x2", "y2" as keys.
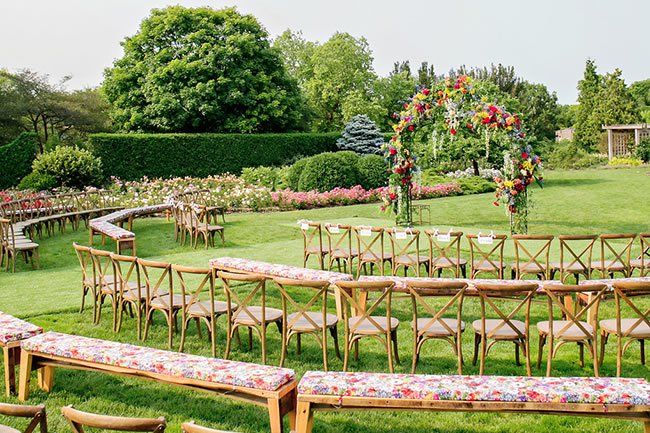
[
  {"x1": 466, "y1": 123, "x2": 473, "y2": 130},
  {"x1": 408, "y1": 125, "x2": 415, "y2": 132},
  {"x1": 389, "y1": 192, "x2": 397, "y2": 200},
  {"x1": 521, "y1": 152, "x2": 529, "y2": 159},
  {"x1": 389, "y1": 147, "x2": 397, "y2": 155},
  {"x1": 422, "y1": 88, "x2": 430, "y2": 96},
  {"x1": 403, "y1": 103, "x2": 409, "y2": 109},
  {"x1": 450, "y1": 127, "x2": 457, "y2": 135}
]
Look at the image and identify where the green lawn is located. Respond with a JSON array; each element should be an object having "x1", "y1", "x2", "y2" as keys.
[{"x1": 0, "y1": 167, "x2": 648, "y2": 432}]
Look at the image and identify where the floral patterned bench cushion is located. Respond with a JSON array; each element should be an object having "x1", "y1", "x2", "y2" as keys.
[
  {"x1": 580, "y1": 277, "x2": 650, "y2": 289},
  {"x1": 210, "y1": 257, "x2": 353, "y2": 284},
  {"x1": 0, "y1": 312, "x2": 43, "y2": 345},
  {"x1": 357, "y1": 275, "x2": 557, "y2": 293},
  {"x1": 298, "y1": 371, "x2": 650, "y2": 405},
  {"x1": 22, "y1": 332, "x2": 295, "y2": 392},
  {"x1": 89, "y1": 204, "x2": 170, "y2": 240}
]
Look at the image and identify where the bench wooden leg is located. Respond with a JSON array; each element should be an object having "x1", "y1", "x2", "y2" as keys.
[
  {"x1": 3, "y1": 346, "x2": 16, "y2": 396},
  {"x1": 37, "y1": 366, "x2": 54, "y2": 392},
  {"x1": 18, "y1": 350, "x2": 33, "y2": 401},
  {"x1": 295, "y1": 401, "x2": 313, "y2": 433},
  {"x1": 267, "y1": 397, "x2": 283, "y2": 433},
  {"x1": 644, "y1": 420, "x2": 650, "y2": 433}
]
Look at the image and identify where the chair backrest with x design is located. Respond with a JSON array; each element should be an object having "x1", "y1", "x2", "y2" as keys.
[
  {"x1": 90, "y1": 248, "x2": 114, "y2": 290},
  {"x1": 386, "y1": 227, "x2": 421, "y2": 272},
  {"x1": 181, "y1": 421, "x2": 234, "y2": 433},
  {"x1": 173, "y1": 265, "x2": 215, "y2": 318},
  {"x1": 407, "y1": 280, "x2": 469, "y2": 340},
  {"x1": 353, "y1": 226, "x2": 385, "y2": 271},
  {"x1": 218, "y1": 271, "x2": 268, "y2": 327},
  {"x1": 336, "y1": 280, "x2": 395, "y2": 336},
  {"x1": 61, "y1": 406, "x2": 165, "y2": 433},
  {"x1": 0, "y1": 403, "x2": 47, "y2": 433},
  {"x1": 73, "y1": 242, "x2": 95, "y2": 288},
  {"x1": 299, "y1": 220, "x2": 324, "y2": 266},
  {"x1": 637, "y1": 233, "x2": 650, "y2": 276},
  {"x1": 611, "y1": 280, "x2": 650, "y2": 340},
  {"x1": 138, "y1": 259, "x2": 173, "y2": 308},
  {"x1": 512, "y1": 234, "x2": 554, "y2": 279},
  {"x1": 110, "y1": 253, "x2": 142, "y2": 301},
  {"x1": 542, "y1": 283, "x2": 608, "y2": 341},
  {"x1": 425, "y1": 229, "x2": 464, "y2": 276},
  {"x1": 558, "y1": 234, "x2": 598, "y2": 283},
  {"x1": 598, "y1": 233, "x2": 636, "y2": 277},
  {"x1": 467, "y1": 233, "x2": 507, "y2": 278},
  {"x1": 324, "y1": 223, "x2": 353, "y2": 257},
  {"x1": 274, "y1": 277, "x2": 331, "y2": 333}
]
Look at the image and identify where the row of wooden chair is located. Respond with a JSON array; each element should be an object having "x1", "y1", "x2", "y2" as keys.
[
  {"x1": 300, "y1": 222, "x2": 649, "y2": 281},
  {"x1": 171, "y1": 204, "x2": 225, "y2": 249},
  {"x1": 0, "y1": 403, "x2": 233, "y2": 433},
  {"x1": 0, "y1": 218, "x2": 40, "y2": 272}
]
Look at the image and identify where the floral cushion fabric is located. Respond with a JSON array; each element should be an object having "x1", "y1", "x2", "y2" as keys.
[
  {"x1": 0, "y1": 312, "x2": 43, "y2": 345},
  {"x1": 22, "y1": 332, "x2": 295, "y2": 392},
  {"x1": 298, "y1": 371, "x2": 650, "y2": 405},
  {"x1": 90, "y1": 204, "x2": 171, "y2": 239},
  {"x1": 580, "y1": 277, "x2": 650, "y2": 289},
  {"x1": 210, "y1": 257, "x2": 353, "y2": 285},
  {"x1": 357, "y1": 275, "x2": 557, "y2": 293}
]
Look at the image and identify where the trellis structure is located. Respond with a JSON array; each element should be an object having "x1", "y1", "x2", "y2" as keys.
[{"x1": 602, "y1": 124, "x2": 650, "y2": 160}]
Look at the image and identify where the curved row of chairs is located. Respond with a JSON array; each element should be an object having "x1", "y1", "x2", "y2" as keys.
[
  {"x1": 170, "y1": 203, "x2": 225, "y2": 249},
  {"x1": 0, "y1": 191, "x2": 121, "y2": 272},
  {"x1": 0, "y1": 402, "x2": 233, "y2": 433},
  {"x1": 300, "y1": 221, "x2": 650, "y2": 281},
  {"x1": 73, "y1": 243, "x2": 649, "y2": 378}
]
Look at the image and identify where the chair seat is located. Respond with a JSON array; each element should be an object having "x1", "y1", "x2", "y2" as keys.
[
  {"x1": 306, "y1": 246, "x2": 328, "y2": 255},
  {"x1": 412, "y1": 317, "x2": 465, "y2": 336},
  {"x1": 630, "y1": 259, "x2": 646, "y2": 269},
  {"x1": 549, "y1": 261, "x2": 588, "y2": 272},
  {"x1": 331, "y1": 248, "x2": 358, "y2": 259},
  {"x1": 431, "y1": 257, "x2": 467, "y2": 268},
  {"x1": 7, "y1": 242, "x2": 39, "y2": 250},
  {"x1": 472, "y1": 260, "x2": 505, "y2": 272},
  {"x1": 599, "y1": 318, "x2": 650, "y2": 338},
  {"x1": 472, "y1": 319, "x2": 526, "y2": 340},
  {"x1": 510, "y1": 262, "x2": 547, "y2": 273},
  {"x1": 150, "y1": 294, "x2": 192, "y2": 309},
  {"x1": 394, "y1": 254, "x2": 428, "y2": 265},
  {"x1": 187, "y1": 300, "x2": 231, "y2": 316},
  {"x1": 590, "y1": 260, "x2": 628, "y2": 272},
  {"x1": 537, "y1": 320, "x2": 594, "y2": 340},
  {"x1": 197, "y1": 224, "x2": 223, "y2": 232},
  {"x1": 348, "y1": 316, "x2": 399, "y2": 334},
  {"x1": 233, "y1": 306, "x2": 283, "y2": 325},
  {"x1": 0, "y1": 424, "x2": 20, "y2": 433},
  {"x1": 359, "y1": 251, "x2": 391, "y2": 262},
  {"x1": 287, "y1": 311, "x2": 338, "y2": 331}
]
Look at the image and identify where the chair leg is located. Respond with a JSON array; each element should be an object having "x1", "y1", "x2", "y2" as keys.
[
  {"x1": 391, "y1": 330, "x2": 400, "y2": 365},
  {"x1": 515, "y1": 342, "x2": 521, "y2": 366},
  {"x1": 578, "y1": 342, "x2": 585, "y2": 368},
  {"x1": 472, "y1": 333, "x2": 480, "y2": 366},
  {"x1": 599, "y1": 331, "x2": 608, "y2": 367},
  {"x1": 537, "y1": 334, "x2": 546, "y2": 369},
  {"x1": 641, "y1": 339, "x2": 646, "y2": 365},
  {"x1": 411, "y1": 333, "x2": 419, "y2": 374},
  {"x1": 330, "y1": 326, "x2": 341, "y2": 360}
]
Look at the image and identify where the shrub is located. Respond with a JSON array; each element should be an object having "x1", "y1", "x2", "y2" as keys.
[
  {"x1": 298, "y1": 152, "x2": 360, "y2": 192},
  {"x1": 285, "y1": 157, "x2": 310, "y2": 190},
  {"x1": 18, "y1": 172, "x2": 57, "y2": 191},
  {"x1": 608, "y1": 157, "x2": 643, "y2": 167},
  {"x1": 545, "y1": 140, "x2": 606, "y2": 169},
  {"x1": 357, "y1": 154, "x2": 388, "y2": 189},
  {"x1": 240, "y1": 166, "x2": 281, "y2": 190},
  {"x1": 0, "y1": 133, "x2": 38, "y2": 189},
  {"x1": 336, "y1": 115, "x2": 384, "y2": 155},
  {"x1": 635, "y1": 137, "x2": 650, "y2": 162},
  {"x1": 422, "y1": 168, "x2": 496, "y2": 195},
  {"x1": 32, "y1": 146, "x2": 104, "y2": 189},
  {"x1": 89, "y1": 133, "x2": 339, "y2": 180}
]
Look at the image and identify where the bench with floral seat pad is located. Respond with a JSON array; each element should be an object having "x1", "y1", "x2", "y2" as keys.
[
  {"x1": 89, "y1": 204, "x2": 171, "y2": 255},
  {"x1": 18, "y1": 332, "x2": 297, "y2": 433},
  {"x1": 0, "y1": 312, "x2": 42, "y2": 396},
  {"x1": 295, "y1": 371, "x2": 650, "y2": 433},
  {"x1": 210, "y1": 257, "x2": 354, "y2": 318},
  {"x1": 357, "y1": 275, "x2": 560, "y2": 293}
]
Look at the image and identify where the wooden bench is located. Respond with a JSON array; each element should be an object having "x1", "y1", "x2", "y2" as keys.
[
  {"x1": 295, "y1": 371, "x2": 650, "y2": 433},
  {"x1": 210, "y1": 257, "x2": 353, "y2": 318},
  {"x1": 89, "y1": 204, "x2": 171, "y2": 255},
  {"x1": 0, "y1": 312, "x2": 42, "y2": 396},
  {"x1": 18, "y1": 332, "x2": 296, "y2": 433}
]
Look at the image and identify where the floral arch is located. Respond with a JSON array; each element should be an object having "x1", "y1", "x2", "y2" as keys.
[{"x1": 382, "y1": 75, "x2": 543, "y2": 233}]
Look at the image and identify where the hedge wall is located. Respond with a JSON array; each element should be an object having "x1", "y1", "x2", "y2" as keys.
[
  {"x1": 89, "y1": 133, "x2": 340, "y2": 180},
  {"x1": 0, "y1": 132, "x2": 38, "y2": 189}
]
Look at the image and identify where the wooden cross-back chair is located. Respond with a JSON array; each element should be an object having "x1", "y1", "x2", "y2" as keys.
[
  {"x1": 324, "y1": 223, "x2": 356, "y2": 273},
  {"x1": 511, "y1": 234, "x2": 554, "y2": 280},
  {"x1": 550, "y1": 234, "x2": 597, "y2": 283},
  {"x1": 181, "y1": 422, "x2": 236, "y2": 433},
  {"x1": 110, "y1": 253, "x2": 145, "y2": 338},
  {"x1": 537, "y1": 283, "x2": 608, "y2": 377},
  {"x1": 192, "y1": 207, "x2": 224, "y2": 249},
  {"x1": 386, "y1": 227, "x2": 427, "y2": 277},
  {"x1": 179, "y1": 204, "x2": 199, "y2": 247},
  {"x1": 139, "y1": 259, "x2": 177, "y2": 348},
  {"x1": 466, "y1": 233, "x2": 507, "y2": 279},
  {"x1": 91, "y1": 248, "x2": 118, "y2": 327},
  {"x1": 472, "y1": 282, "x2": 539, "y2": 376},
  {"x1": 336, "y1": 280, "x2": 399, "y2": 373},
  {"x1": 61, "y1": 406, "x2": 165, "y2": 433},
  {"x1": 0, "y1": 403, "x2": 47, "y2": 433},
  {"x1": 0, "y1": 218, "x2": 39, "y2": 272},
  {"x1": 220, "y1": 271, "x2": 281, "y2": 364},
  {"x1": 299, "y1": 221, "x2": 327, "y2": 270},
  {"x1": 406, "y1": 280, "x2": 468, "y2": 374},
  {"x1": 175, "y1": 265, "x2": 226, "y2": 357},
  {"x1": 424, "y1": 229, "x2": 466, "y2": 278},
  {"x1": 631, "y1": 233, "x2": 650, "y2": 277},
  {"x1": 72, "y1": 242, "x2": 96, "y2": 318},
  {"x1": 592, "y1": 233, "x2": 636, "y2": 278},
  {"x1": 274, "y1": 277, "x2": 340, "y2": 370},
  {"x1": 600, "y1": 280, "x2": 650, "y2": 376},
  {"x1": 353, "y1": 226, "x2": 389, "y2": 276}
]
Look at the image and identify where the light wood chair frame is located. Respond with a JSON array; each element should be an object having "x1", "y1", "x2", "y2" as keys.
[
  {"x1": 275, "y1": 277, "x2": 340, "y2": 371},
  {"x1": 181, "y1": 421, "x2": 235, "y2": 433},
  {"x1": 386, "y1": 228, "x2": 426, "y2": 277},
  {"x1": 73, "y1": 242, "x2": 96, "y2": 318},
  {"x1": 300, "y1": 221, "x2": 327, "y2": 270},
  {"x1": 91, "y1": 248, "x2": 118, "y2": 328},
  {"x1": 336, "y1": 280, "x2": 399, "y2": 373},
  {"x1": 324, "y1": 224, "x2": 356, "y2": 273},
  {"x1": 353, "y1": 226, "x2": 388, "y2": 276},
  {"x1": 192, "y1": 207, "x2": 225, "y2": 249},
  {"x1": 633, "y1": 233, "x2": 650, "y2": 277},
  {"x1": 467, "y1": 233, "x2": 507, "y2": 279},
  {"x1": 0, "y1": 218, "x2": 39, "y2": 272},
  {"x1": 407, "y1": 280, "x2": 468, "y2": 374},
  {"x1": 596, "y1": 233, "x2": 636, "y2": 278},
  {"x1": 139, "y1": 259, "x2": 176, "y2": 348},
  {"x1": 553, "y1": 234, "x2": 597, "y2": 283},
  {"x1": 472, "y1": 282, "x2": 538, "y2": 376},
  {"x1": 511, "y1": 234, "x2": 554, "y2": 280},
  {"x1": 0, "y1": 403, "x2": 47, "y2": 433},
  {"x1": 600, "y1": 280, "x2": 650, "y2": 376},
  {"x1": 538, "y1": 283, "x2": 608, "y2": 377},
  {"x1": 424, "y1": 230, "x2": 466, "y2": 278},
  {"x1": 61, "y1": 405, "x2": 165, "y2": 433},
  {"x1": 111, "y1": 253, "x2": 144, "y2": 338}
]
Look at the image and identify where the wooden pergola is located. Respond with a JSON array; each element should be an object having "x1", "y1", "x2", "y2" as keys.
[{"x1": 602, "y1": 124, "x2": 649, "y2": 160}]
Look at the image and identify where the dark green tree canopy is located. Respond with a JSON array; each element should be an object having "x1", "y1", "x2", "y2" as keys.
[{"x1": 103, "y1": 6, "x2": 307, "y2": 133}]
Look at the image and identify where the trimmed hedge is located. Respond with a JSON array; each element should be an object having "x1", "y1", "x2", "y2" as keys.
[
  {"x1": 89, "y1": 133, "x2": 339, "y2": 180},
  {"x1": 0, "y1": 132, "x2": 38, "y2": 189}
]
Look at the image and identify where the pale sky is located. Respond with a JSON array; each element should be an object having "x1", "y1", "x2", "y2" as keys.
[{"x1": 0, "y1": 0, "x2": 647, "y2": 104}]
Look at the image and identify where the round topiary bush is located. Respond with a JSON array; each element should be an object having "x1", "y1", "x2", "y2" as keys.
[
  {"x1": 18, "y1": 172, "x2": 57, "y2": 191},
  {"x1": 285, "y1": 157, "x2": 310, "y2": 190},
  {"x1": 31, "y1": 146, "x2": 104, "y2": 189},
  {"x1": 297, "y1": 152, "x2": 360, "y2": 192},
  {"x1": 357, "y1": 154, "x2": 388, "y2": 189}
]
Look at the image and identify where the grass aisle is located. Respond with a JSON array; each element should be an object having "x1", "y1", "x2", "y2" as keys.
[{"x1": 0, "y1": 167, "x2": 648, "y2": 432}]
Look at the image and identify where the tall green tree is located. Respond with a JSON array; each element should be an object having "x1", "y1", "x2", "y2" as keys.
[
  {"x1": 574, "y1": 59, "x2": 603, "y2": 150},
  {"x1": 272, "y1": 30, "x2": 316, "y2": 89},
  {"x1": 517, "y1": 82, "x2": 559, "y2": 140},
  {"x1": 103, "y1": 6, "x2": 307, "y2": 133},
  {"x1": 629, "y1": 78, "x2": 650, "y2": 122},
  {"x1": 416, "y1": 62, "x2": 436, "y2": 88},
  {"x1": 594, "y1": 68, "x2": 639, "y2": 125},
  {"x1": 373, "y1": 70, "x2": 417, "y2": 131}
]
